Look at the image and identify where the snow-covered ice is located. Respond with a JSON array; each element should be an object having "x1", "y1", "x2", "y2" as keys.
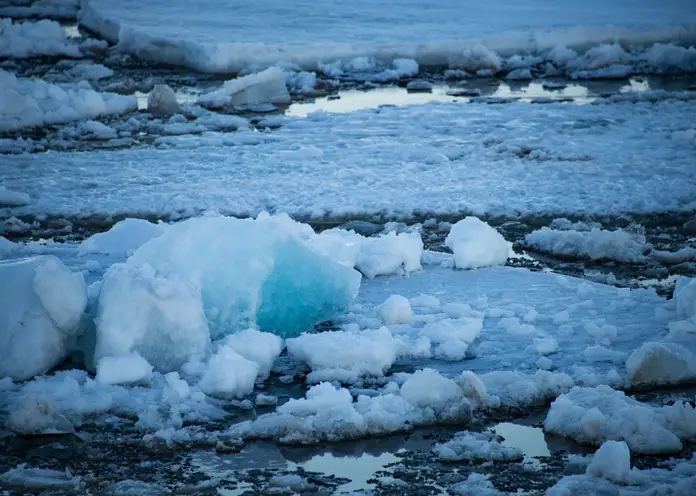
[
  {"x1": 0, "y1": 71, "x2": 137, "y2": 132},
  {"x1": 524, "y1": 226, "x2": 650, "y2": 263},
  {"x1": 445, "y1": 217, "x2": 509, "y2": 269},
  {"x1": 78, "y1": 0, "x2": 696, "y2": 74},
  {"x1": 625, "y1": 342, "x2": 696, "y2": 387},
  {"x1": 0, "y1": 18, "x2": 81, "y2": 58},
  {"x1": 0, "y1": 256, "x2": 87, "y2": 381},
  {"x1": 78, "y1": 218, "x2": 166, "y2": 256},
  {"x1": 432, "y1": 431, "x2": 523, "y2": 462},
  {"x1": 585, "y1": 440, "x2": 631, "y2": 483},
  {"x1": 0, "y1": 185, "x2": 29, "y2": 206},
  {"x1": 544, "y1": 385, "x2": 696, "y2": 454},
  {"x1": 7, "y1": 99, "x2": 696, "y2": 220}
]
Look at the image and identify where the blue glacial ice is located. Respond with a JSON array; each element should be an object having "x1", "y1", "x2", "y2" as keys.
[{"x1": 95, "y1": 214, "x2": 362, "y2": 372}]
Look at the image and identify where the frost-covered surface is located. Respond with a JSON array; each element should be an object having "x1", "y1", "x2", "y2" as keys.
[
  {"x1": 544, "y1": 385, "x2": 696, "y2": 454},
  {"x1": 0, "y1": 18, "x2": 81, "y2": 58},
  {"x1": 0, "y1": 71, "x2": 137, "y2": 132},
  {"x1": 79, "y1": 0, "x2": 696, "y2": 74},
  {"x1": 524, "y1": 226, "x2": 650, "y2": 263},
  {"x1": 5, "y1": 99, "x2": 696, "y2": 219},
  {"x1": 432, "y1": 431, "x2": 523, "y2": 462},
  {"x1": 549, "y1": 452, "x2": 696, "y2": 495},
  {"x1": 0, "y1": 256, "x2": 87, "y2": 381},
  {"x1": 445, "y1": 217, "x2": 509, "y2": 269}
]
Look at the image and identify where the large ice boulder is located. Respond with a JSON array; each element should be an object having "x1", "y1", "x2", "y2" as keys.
[
  {"x1": 0, "y1": 256, "x2": 87, "y2": 381},
  {"x1": 626, "y1": 342, "x2": 696, "y2": 387},
  {"x1": 95, "y1": 214, "x2": 361, "y2": 373},
  {"x1": 445, "y1": 217, "x2": 509, "y2": 269},
  {"x1": 198, "y1": 67, "x2": 291, "y2": 109}
]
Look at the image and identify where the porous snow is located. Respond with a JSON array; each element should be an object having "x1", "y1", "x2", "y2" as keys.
[
  {"x1": 0, "y1": 71, "x2": 137, "y2": 132},
  {"x1": 79, "y1": 0, "x2": 696, "y2": 74},
  {"x1": 7, "y1": 100, "x2": 696, "y2": 220},
  {"x1": 0, "y1": 18, "x2": 81, "y2": 58}
]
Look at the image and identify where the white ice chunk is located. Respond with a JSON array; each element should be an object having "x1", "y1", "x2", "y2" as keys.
[
  {"x1": 0, "y1": 185, "x2": 30, "y2": 206},
  {"x1": 0, "y1": 70, "x2": 137, "y2": 132},
  {"x1": 218, "y1": 328, "x2": 283, "y2": 379},
  {"x1": 79, "y1": 218, "x2": 166, "y2": 256},
  {"x1": 451, "y1": 473, "x2": 504, "y2": 496},
  {"x1": 95, "y1": 352, "x2": 154, "y2": 386},
  {"x1": 286, "y1": 327, "x2": 397, "y2": 383},
  {"x1": 674, "y1": 277, "x2": 696, "y2": 321},
  {"x1": 445, "y1": 217, "x2": 508, "y2": 269},
  {"x1": 147, "y1": 84, "x2": 181, "y2": 118},
  {"x1": 421, "y1": 317, "x2": 483, "y2": 360},
  {"x1": 0, "y1": 18, "x2": 81, "y2": 58},
  {"x1": 399, "y1": 368, "x2": 465, "y2": 413},
  {"x1": 626, "y1": 342, "x2": 696, "y2": 387},
  {"x1": 544, "y1": 385, "x2": 684, "y2": 454},
  {"x1": 0, "y1": 256, "x2": 87, "y2": 381},
  {"x1": 198, "y1": 67, "x2": 290, "y2": 108},
  {"x1": 524, "y1": 226, "x2": 649, "y2": 263},
  {"x1": 0, "y1": 465, "x2": 81, "y2": 492},
  {"x1": 586, "y1": 440, "x2": 631, "y2": 482},
  {"x1": 433, "y1": 430, "x2": 523, "y2": 462},
  {"x1": 198, "y1": 344, "x2": 259, "y2": 398},
  {"x1": 356, "y1": 231, "x2": 423, "y2": 278},
  {"x1": 379, "y1": 295, "x2": 413, "y2": 325}
]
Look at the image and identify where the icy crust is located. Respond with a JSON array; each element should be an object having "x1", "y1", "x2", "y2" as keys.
[
  {"x1": 0, "y1": 18, "x2": 81, "y2": 58},
  {"x1": 0, "y1": 185, "x2": 29, "y2": 206},
  {"x1": 549, "y1": 451, "x2": 696, "y2": 495},
  {"x1": 0, "y1": 256, "x2": 87, "y2": 381},
  {"x1": 544, "y1": 385, "x2": 696, "y2": 454},
  {"x1": 80, "y1": 0, "x2": 696, "y2": 75},
  {"x1": 0, "y1": 465, "x2": 82, "y2": 492},
  {"x1": 0, "y1": 71, "x2": 137, "y2": 132},
  {"x1": 7, "y1": 99, "x2": 696, "y2": 220}
]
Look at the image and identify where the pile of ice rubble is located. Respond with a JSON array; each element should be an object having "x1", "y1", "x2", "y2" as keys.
[{"x1": 1, "y1": 214, "x2": 695, "y2": 465}]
